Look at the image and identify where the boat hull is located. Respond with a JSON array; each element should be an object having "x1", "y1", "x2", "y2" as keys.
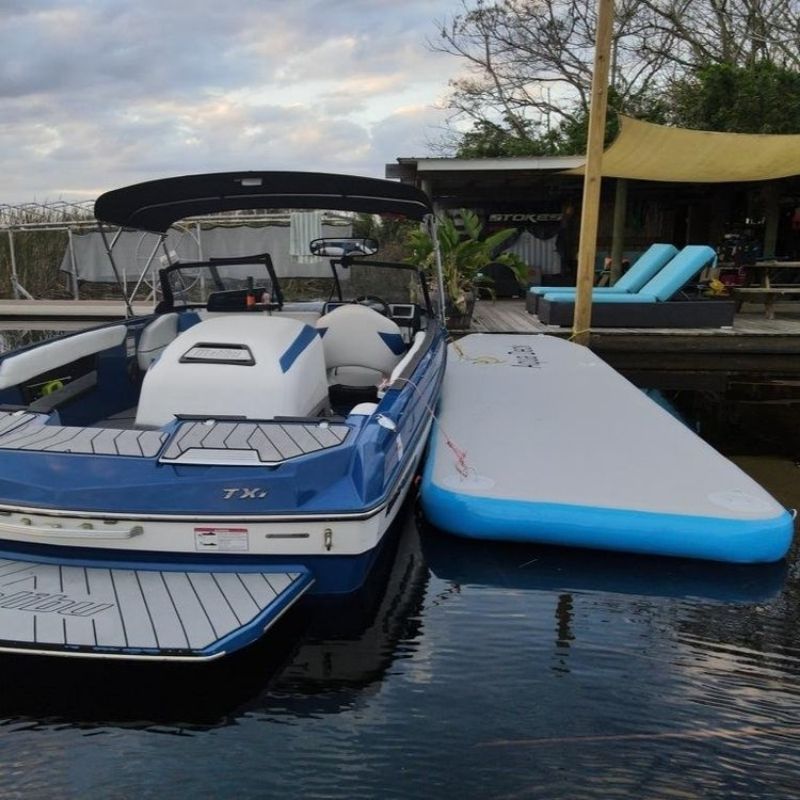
[{"x1": 0, "y1": 414, "x2": 430, "y2": 594}]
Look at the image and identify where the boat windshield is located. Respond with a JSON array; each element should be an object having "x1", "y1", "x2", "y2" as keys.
[
  {"x1": 162, "y1": 255, "x2": 279, "y2": 310},
  {"x1": 159, "y1": 236, "x2": 429, "y2": 312}
]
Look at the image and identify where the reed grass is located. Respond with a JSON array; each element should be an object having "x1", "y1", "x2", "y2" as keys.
[{"x1": 0, "y1": 204, "x2": 94, "y2": 299}]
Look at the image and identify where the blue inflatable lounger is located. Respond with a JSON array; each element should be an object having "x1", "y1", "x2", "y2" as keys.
[
  {"x1": 536, "y1": 245, "x2": 736, "y2": 328},
  {"x1": 527, "y1": 242, "x2": 678, "y2": 314},
  {"x1": 420, "y1": 334, "x2": 794, "y2": 564}
]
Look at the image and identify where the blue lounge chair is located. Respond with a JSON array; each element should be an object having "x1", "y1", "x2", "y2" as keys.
[
  {"x1": 536, "y1": 245, "x2": 734, "y2": 328},
  {"x1": 541, "y1": 245, "x2": 716, "y2": 305},
  {"x1": 527, "y1": 242, "x2": 678, "y2": 312}
]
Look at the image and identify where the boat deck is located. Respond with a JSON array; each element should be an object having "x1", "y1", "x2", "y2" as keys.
[
  {"x1": 0, "y1": 410, "x2": 350, "y2": 464},
  {"x1": 0, "y1": 556, "x2": 314, "y2": 660}
]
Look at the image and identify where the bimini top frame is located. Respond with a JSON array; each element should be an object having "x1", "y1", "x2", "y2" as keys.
[
  {"x1": 94, "y1": 170, "x2": 445, "y2": 324},
  {"x1": 94, "y1": 171, "x2": 434, "y2": 234}
]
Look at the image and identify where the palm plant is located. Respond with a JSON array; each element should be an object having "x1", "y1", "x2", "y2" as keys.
[{"x1": 405, "y1": 209, "x2": 526, "y2": 316}]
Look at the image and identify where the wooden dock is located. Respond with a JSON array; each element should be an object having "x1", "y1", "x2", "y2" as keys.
[
  {"x1": 470, "y1": 300, "x2": 800, "y2": 385},
  {"x1": 0, "y1": 299, "x2": 153, "y2": 322}
]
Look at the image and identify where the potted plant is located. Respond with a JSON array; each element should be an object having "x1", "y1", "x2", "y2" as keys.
[{"x1": 405, "y1": 209, "x2": 526, "y2": 329}]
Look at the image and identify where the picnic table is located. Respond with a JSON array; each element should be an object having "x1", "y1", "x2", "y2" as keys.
[
  {"x1": 720, "y1": 260, "x2": 800, "y2": 318},
  {"x1": 742, "y1": 260, "x2": 800, "y2": 289},
  {"x1": 731, "y1": 286, "x2": 800, "y2": 319}
]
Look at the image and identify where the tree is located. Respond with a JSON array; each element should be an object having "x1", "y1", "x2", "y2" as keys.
[
  {"x1": 455, "y1": 88, "x2": 668, "y2": 156},
  {"x1": 435, "y1": 0, "x2": 800, "y2": 150},
  {"x1": 456, "y1": 118, "x2": 554, "y2": 157},
  {"x1": 671, "y1": 61, "x2": 800, "y2": 134},
  {"x1": 435, "y1": 0, "x2": 677, "y2": 141},
  {"x1": 637, "y1": 0, "x2": 800, "y2": 73}
]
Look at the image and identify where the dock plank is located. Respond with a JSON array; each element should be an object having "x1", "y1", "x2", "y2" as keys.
[{"x1": 474, "y1": 299, "x2": 800, "y2": 336}]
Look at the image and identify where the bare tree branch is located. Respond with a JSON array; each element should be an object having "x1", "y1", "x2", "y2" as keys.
[{"x1": 434, "y1": 0, "x2": 800, "y2": 141}]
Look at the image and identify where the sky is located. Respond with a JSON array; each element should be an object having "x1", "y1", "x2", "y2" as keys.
[{"x1": 0, "y1": 0, "x2": 465, "y2": 203}]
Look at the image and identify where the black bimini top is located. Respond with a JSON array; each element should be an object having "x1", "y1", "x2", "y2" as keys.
[{"x1": 94, "y1": 171, "x2": 433, "y2": 233}]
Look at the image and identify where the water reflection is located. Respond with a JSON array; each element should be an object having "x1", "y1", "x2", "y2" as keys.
[{"x1": 421, "y1": 528, "x2": 788, "y2": 605}]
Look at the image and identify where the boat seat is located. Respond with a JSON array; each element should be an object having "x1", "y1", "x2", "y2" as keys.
[
  {"x1": 137, "y1": 312, "x2": 201, "y2": 371},
  {"x1": 315, "y1": 304, "x2": 406, "y2": 388},
  {"x1": 135, "y1": 315, "x2": 328, "y2": 429},
  {"x1": 137, "y1": 313, "x2": 179, "y2": 371}
]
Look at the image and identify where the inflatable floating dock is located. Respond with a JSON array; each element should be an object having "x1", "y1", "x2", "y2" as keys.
[{"x1": 420, "y1": 335, "x2": 794, "y2": 563}]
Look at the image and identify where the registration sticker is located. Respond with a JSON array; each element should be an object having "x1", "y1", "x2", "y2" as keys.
[{"x1": 194, "y1": 527, "x2": 250, "y2": 552}]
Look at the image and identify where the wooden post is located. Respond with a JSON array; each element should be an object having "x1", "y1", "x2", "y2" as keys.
[
  {"x1": 610, "y1": 178, "x2": 628, "y2": 283},
  {"x1": 572, "y1": 0, "x2": 615, "y2": 345},
  {"x1": 762, "y1": 182, "x2": 780, "y2": 259}
]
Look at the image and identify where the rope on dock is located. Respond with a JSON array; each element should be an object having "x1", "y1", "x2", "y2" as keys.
[{"x1": 379, "y1": 374, "x2": 471, "y2": 479}]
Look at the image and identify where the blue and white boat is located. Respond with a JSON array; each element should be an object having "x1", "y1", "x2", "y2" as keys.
[{"x1": 0, "y1": 172, "x2": 447, "y2": 661}]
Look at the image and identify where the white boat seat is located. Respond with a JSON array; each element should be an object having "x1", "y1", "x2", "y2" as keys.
[
  {"x1": 137, "y1": 313, "x2": 179, "y2": 371},
  {"x1": 315, "y1": 305, "x2": 405, "y2": 387},
  {"x1": 135, "y1": 315, "x2": 329, "y2": 429}
]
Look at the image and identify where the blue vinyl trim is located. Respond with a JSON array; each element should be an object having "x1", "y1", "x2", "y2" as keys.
[
  {"x1": 421, "y1": 434, "x2": 793, "y2": 564},
  {"x1": 379, "y1": 331, "x2": 407, "y2": 355},
  {"x1": 317, "y1": 327, "x2": 328, "y2": 337},
  {"x1": 279, "y1": 324, "x2": 318, "y2": 372},
  {"x1": 177, "y1": 310, "x2": 201, "y2": 331}
]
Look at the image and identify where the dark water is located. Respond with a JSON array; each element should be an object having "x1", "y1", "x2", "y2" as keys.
[{"x1": 1, "y1": 332, "x2": 800, "y2": 798}]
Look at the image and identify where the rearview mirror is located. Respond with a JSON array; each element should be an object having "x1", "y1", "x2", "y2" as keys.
[{"x1": 309, "y1": 237, "x2": 379, "y2": 258}]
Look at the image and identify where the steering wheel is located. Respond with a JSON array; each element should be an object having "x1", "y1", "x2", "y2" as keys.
[{"x1": 354, "y1": 295, "x2": 391, "y2": 316}]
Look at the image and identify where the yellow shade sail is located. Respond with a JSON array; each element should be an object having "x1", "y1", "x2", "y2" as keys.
[{"x1": 568, "y1": 116, "x2": 800, "y2": 182}]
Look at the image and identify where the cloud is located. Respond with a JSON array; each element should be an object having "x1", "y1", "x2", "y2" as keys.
[{"x1": 0, "y1": 0, "x2": 458, "y2": 201}]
